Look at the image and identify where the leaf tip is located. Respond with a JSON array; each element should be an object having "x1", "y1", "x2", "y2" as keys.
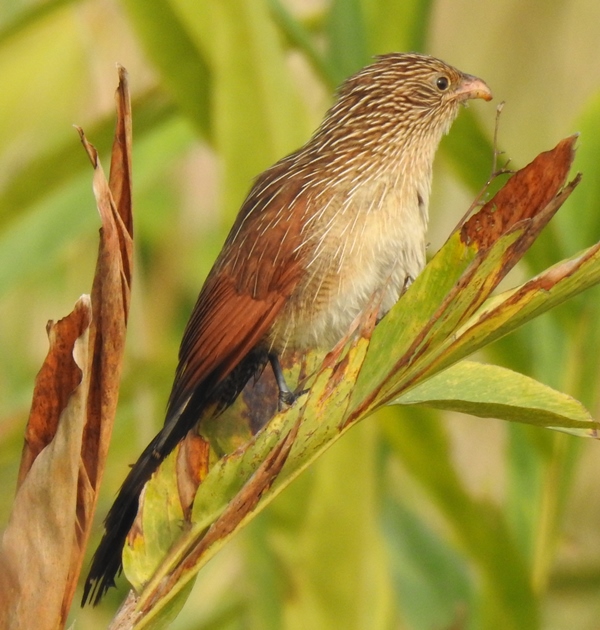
[{"x1": 75, "y1": 126, "x2": 98, "y2": 168}]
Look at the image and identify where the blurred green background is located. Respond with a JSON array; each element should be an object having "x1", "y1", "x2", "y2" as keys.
[{"x1": 1, "y1": 0, "x2": 600, "y2": 628}]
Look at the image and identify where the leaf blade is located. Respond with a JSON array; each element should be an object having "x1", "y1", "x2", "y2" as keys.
[{"x1": 393, "y1": 360, "x2": 598, "y2": 436}]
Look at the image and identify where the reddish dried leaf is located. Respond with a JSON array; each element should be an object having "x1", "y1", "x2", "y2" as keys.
[
  {"x1": 0, "y1": 68, "x2": 135, "y2": 630},
  {"x1": 0, "y1": 298, "x2": 92, "y2": 630},
  {"x1": 433, "y1": 136, "x2": 580, "y2": 338},
  {"x1": 176, "y1": 433, "x2": 211, "y2": 521},
  {"x1": 17, "y1": 301, "x2": 92, "y2": 486},
  {"x1": 109, "y1": 65, "x2": 134, "y2": 239},
  {"x1": 70, "y1": 69, "x2": 134, "y2": 612},
  {"x1": 445, "y1": 169, "x2": 580, "y2": 331},
  {"x1": 461, "y1": 135, "x2": 578, "y2": 249}
]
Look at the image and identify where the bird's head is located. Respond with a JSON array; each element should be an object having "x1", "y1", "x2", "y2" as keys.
[{"x1": 312, "y1": 53, "x2": 492, "y2": 166}]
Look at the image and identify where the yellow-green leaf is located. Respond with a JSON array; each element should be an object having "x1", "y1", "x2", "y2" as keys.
[{"x1": 393, "y1": 360, "x2": 599, "y2": 437}]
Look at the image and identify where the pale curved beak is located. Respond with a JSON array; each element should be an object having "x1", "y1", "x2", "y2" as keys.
[{"x1": 452, "y1": 74, "x2": 493, "y2": 102}]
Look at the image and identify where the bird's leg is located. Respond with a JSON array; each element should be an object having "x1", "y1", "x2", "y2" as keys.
[{"x1": 269, "y1": 353, "x2": 298, "y2": 408}]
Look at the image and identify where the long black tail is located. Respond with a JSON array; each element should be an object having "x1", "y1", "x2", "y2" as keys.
[
  {"x1": 82, "y1": 351, "x2": 268, "y2": 606},
  {"x1": 81, "y1": 408, "x2": 192, "y2": 606}
]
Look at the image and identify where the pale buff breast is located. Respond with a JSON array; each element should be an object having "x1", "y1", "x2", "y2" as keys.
[{"x1": 267, "y1": 171, "x2": 430, "y2": 353}]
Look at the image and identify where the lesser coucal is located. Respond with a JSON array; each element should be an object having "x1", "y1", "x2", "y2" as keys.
[{"x1": 83, "y1": 52, "x2": 492, "y2": 605}]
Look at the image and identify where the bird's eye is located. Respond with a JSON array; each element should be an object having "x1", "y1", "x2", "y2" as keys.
[{"x1": 436, "y1": 76, "x2": 449, "y2": 91}]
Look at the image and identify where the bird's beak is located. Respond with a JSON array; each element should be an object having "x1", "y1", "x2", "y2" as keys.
[{"x1": 452, "y1": 74, "x2": 493, "y2": 102}]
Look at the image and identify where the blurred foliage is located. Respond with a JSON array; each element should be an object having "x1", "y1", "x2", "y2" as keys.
[{"x1": 1, "y1": 0, "x2": 600, "y2": 629}]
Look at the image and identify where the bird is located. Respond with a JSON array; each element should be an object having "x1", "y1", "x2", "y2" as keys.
[{"x1": 82, "y1": 52, "x2": 492, "y2": 605}]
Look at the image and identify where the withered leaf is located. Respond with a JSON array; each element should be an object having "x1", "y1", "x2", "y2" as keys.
[
  {"x1": 461, "y1": 135, "x2": 578, "y2": 249},
  {"x1": 0, "y1": 67, "x2": 134, "y2": 629},
  {"x1": 17, "y1": 300, "x2": 91, "y2": 485},
  {"x1": 0, "y1": 298, "x2": 91, "y2": 630},
  {"x1": 74, "y1": 65, "x2": 134, "y2": 613}
]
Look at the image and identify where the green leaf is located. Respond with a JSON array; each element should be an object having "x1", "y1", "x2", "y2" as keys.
[
  {"x1": 171, "y1": 0, "x2": 311, "y2": 218},
  {"x1": 381, "y1": 495, "x2": 473, "y2": 630},
  {"x1": 440, "y1": 107, "x2": 497, "y2": 193},
  {"x1": 351, "y1": 138, "x2": 581, "y2": 412},
  {"x1": 253, "y1": 421, "x2": 396, "y2": 630},
  {"x1": 393, "y1": 360, "x2": 598, "y2": 437},
  {"x1": 0, "y1": 0, "x2": 77, "y2": 43},
  {"x1": 123, "y1": 452, "x2": 185, "y2": 593},
  {"x1": 379, "y1": 407, "x2": 538, "y2": 629},
  {"x1": 439, "y1": 237, "x2": 600, "y2": 376},
  {"x1": 268, "y1": 0, "x2": 338, "y2": 87},
  {"x1": 326, "y1": 0, "x2": 369, "y2": 83},
  {"x1": 121, "y1": 449, "x2": 195, "y2": 630},
  {"x1": 0, "y1": 178, "x2": 95, "y2": 297},
  {"x1": 561, "y1": 91, "x2": 600, "y2": 254},
  {"x1": 364, "y1": 0, "x2": 435, "y2": 53},
  {"x1": 0, "y1": 89, "x2": 174, "y2": 227},
  {"x1": 121, "y1": 0, "x2": 212, "y2": 140},
  {"x1": 115, "y1": 137, "x2": 596, "y2": 629},
  {"x1": 0, "y1": 5, "x2": 94, "y2": 220},
  {"x1": 347, "y1": 227, "x2": 482, "y2": 413},
  {"x1": 120, "y1": 336, "x2": 372, "y2": 627}
]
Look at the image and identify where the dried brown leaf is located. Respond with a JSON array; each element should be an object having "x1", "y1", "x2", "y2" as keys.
[
  {"x1": 176, "y1": 433, "x2": 211, "y2": 521},
  {"x1": 109, "y1": 65, "x2": 134, "y2": 238},
  {"x1": 17, "y1": 302, "x2": 91, "y2": 485},
  {"x1": 73, "y1": 67, "x2": 134, "y2": 609},
  {"x1": 437, "y1": 136, "x2": 580, "y2": 334},
  {"x1": 0, "y1": 298, "x2": 92, "y2": 630},
  {"x1": 461, "y1": 135, "x2": 578, "y2": 249},
  {"x1": 0, "y1": 67, "x2": 134, "y2": 629}
]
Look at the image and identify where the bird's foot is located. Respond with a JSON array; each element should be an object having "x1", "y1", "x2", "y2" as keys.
[
  {"x1": 278, "y1": 388, "x2": 297, "y2": 408},
  {"x1": 277, "y1": 387, "x2": 308, "y2": 410},
  {"x1": 270, "y1": 353, "x2": 307, "y2": 410}
]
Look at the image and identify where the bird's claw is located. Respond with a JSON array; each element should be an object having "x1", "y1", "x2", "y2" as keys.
[{"x1": 277, "y1": 387, "x2": 308, "y2": 410}]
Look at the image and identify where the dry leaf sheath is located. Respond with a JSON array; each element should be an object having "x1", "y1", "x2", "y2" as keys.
[{"x1": 83, "y1": 53, "x2": 491, "y2": 604}]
